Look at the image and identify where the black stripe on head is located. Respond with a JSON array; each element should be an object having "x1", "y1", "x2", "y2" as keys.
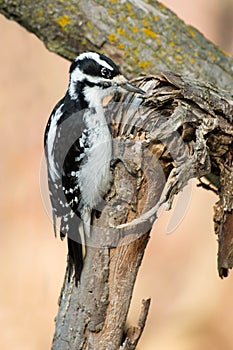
[
  {"x1": 84, "y1": 79, "x2": 112, "y2": 89},
  {"x1": 80, "y1": 57, "x2": 101, "y2": 77}
]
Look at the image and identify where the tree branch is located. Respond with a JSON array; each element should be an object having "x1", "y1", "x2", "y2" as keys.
[{"x1": 0, "y1": 0, "x2": 233, "y2": 88}]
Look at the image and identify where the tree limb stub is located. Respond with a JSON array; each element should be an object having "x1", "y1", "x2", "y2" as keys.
[
  {"x1": 120, "y1": 299, "x2": 151, "y2": 350},
  {"x1": 0, "y1": 0, "x2": 233, "y2": 89}
]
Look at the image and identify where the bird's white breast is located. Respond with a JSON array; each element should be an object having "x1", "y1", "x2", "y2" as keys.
[{"x1": 77, "y1": 106, "x2": 112, "y2": 209}]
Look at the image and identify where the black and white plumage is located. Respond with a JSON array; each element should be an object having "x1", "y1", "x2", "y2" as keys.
[{"x1": 44, "y1": 52, "x2": 144, "y2": 283}]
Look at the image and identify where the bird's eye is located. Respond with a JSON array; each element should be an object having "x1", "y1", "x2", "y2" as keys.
[{"x1": 101, "y1": 67, "x2": 112, "y2": 79}]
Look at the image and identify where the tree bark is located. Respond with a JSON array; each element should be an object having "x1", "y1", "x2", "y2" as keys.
[{"x1": 1, "y1": 1, "x2": 233, "y2": 349}]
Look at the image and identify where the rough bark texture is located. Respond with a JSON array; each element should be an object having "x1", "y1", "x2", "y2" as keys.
[
  {"x1": 1, "y1": 1, "x2": 233, "y2": 349},
  {"x1": 0, "y1": 0, "x2": 233, "y2": 89}
]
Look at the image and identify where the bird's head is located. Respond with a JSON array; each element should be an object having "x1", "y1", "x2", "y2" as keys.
[{"x1": 68, "y1": 52, "x2": 144, "y2": 105}]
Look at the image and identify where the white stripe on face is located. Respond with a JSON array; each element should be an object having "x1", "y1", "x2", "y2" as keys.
[{"x1": 75, "y1": 52, "x2": 114, "y2": 71}]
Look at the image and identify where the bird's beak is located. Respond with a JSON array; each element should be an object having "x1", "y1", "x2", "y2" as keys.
[
  {"x1": 122, "y1": 81, "x2": 145, "y2": 94},
  {"x1": 113, "y1": 75, "x2": 145, "y2": 94}
]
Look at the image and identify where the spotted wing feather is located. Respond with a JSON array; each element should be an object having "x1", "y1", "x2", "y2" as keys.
[{"x1": 44, "y1": 97, "x2": 88, "y2": 282}]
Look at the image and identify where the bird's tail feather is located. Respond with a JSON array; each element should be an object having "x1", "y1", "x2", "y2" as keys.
[
  {"x1": 68, "y1": 237, "x2": 83, "y2": 285},
  {"x1": 61, "y1": 213, "x2": 84, "y2": 285}
]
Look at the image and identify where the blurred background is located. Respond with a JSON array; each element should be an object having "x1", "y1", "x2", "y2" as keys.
[{"x1": 0, "y1": 1, "x2": 233, "y2": 349}]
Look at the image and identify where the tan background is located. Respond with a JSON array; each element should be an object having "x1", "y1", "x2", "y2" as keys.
[{"x1": 1, "y1": 1, "x2": 233, "y2": 349}]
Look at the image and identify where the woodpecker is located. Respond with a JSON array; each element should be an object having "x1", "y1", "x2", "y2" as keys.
[{"x1": 44, "y1": 51, "x2": 144, "y2": 283}]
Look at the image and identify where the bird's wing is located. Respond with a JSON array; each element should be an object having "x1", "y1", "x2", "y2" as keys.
[
  {"x1": 45, "y1": 106, "x2": 88, "y2": 283},
  {"x1": 47, "y1": 108, "x2": 88, "y2": 229}
]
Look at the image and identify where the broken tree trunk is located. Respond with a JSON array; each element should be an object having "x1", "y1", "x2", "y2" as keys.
[{"x1": 52, "y1": 73, "x2": 233, "y2": 348}]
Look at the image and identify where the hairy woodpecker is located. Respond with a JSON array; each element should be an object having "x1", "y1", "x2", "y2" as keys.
[{"x1": 44, "y1": 52, "x2": 144, "y2": 283}]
